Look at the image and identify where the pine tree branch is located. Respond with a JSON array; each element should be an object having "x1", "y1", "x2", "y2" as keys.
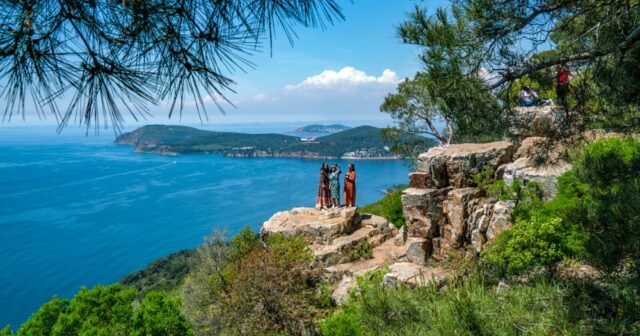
[{"x1": 489, "y1": 25, "x2": 640, "y2": 89}]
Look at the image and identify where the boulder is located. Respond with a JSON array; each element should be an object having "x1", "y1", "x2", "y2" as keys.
[
  {"x1": 383, "y1": 262, "x2": 447, "y2": 287},
  {"x1": 409, "y1": 172, "x2": 436, "y2": 189},
  {"x1": 503, "y1": 158, "x2": 571, "y2": 199},
  {"x1": 404, "y1": 237, "x2": 431, "y2": 265},
  {"x1": 485, "y1": 201, "x2": 514, "y2": 242},
  {"x1": 332, "y1": 275, "x2": 357, "y2": 305},
  {"x1": 417, "y1": 141, "x2": 514, "y2": 188},
  {"x1": 510, "y1": 106, "x2": 564, "y2": 137},
  {"x1": 401, "y1": 188, "x2": 448, "y2": 238},
  {"x1": 443, "y1": 187, "x2": 480, "y2": 246},
  {"x1": 261, "y1": 207, "x2": 358, "y2": 244},
  {"x1": 310, "y1": 226, "x2": 380, "y2": 267},
  {"x1": 468, "y1": 200, "x2": 497, "y2": 252}
]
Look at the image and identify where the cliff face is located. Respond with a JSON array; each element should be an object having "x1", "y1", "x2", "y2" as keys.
[{"x1": 402, "y1": 106, "x2": 572, "y2": 260}]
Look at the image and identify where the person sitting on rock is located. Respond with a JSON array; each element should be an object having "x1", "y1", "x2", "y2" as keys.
[{"x1": 518, "y1": 85, "x2": 539, "y2": 107}]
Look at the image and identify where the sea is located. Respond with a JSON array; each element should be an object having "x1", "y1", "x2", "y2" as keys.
[{"x1": 0, "y1": 123, "x2": 409, "y2": 329}]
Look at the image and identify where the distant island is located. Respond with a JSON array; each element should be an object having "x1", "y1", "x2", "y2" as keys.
[
  {"x1": 290, "y1": 124, "x2": 351, "y2": 134},
  {"x1": 115, "y1": 125, "x2": 435, "y2": 159}
]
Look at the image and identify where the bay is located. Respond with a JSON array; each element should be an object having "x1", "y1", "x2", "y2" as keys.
[{"x1": 0, "y1": 124, "x2": 408, "y2": 329}]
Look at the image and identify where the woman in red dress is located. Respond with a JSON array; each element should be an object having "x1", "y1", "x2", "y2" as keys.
[
  {"x1": 343, "y1": 164, "x2": 356, "y2": 207},
  {"x1": 316, "y1": 162, "x2": 332, "y2": 209}
]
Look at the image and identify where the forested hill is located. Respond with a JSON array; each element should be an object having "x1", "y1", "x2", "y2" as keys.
[
  {"x1": 291, "y1": 124, "x2": 351, "y2": 134},
  {"x1": 115, "y1": 125, "x2": 435, "y2": 159}
]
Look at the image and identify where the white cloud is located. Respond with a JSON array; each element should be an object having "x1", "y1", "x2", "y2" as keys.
[
  {"x1": 284, "y1": 67, "x2": 400, "y2": 91},
  {"x1": 250, "y1": 93, "x2": 278, "y2": 103}
]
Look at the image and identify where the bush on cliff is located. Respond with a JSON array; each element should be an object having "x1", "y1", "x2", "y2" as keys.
[
  {"x1": 15, "y1": 285, "x2": 191, "y2": 336},
  {"x1": 568, "y1": 137, "x2": 640, "y2": 274},
  {"x1": 321, "y1": 270, "x2": 583, "y2": 335},
  {"x1": 181, "y1": 227, "x2": 331, "y2": 336},
  {"x1": 483, "y1": 137, "x2": 640, "y2": 275},
  {"x1": 359, "y1": 187, "x2": 406, "y2": 228}
]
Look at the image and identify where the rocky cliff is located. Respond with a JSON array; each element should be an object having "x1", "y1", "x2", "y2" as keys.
[
  {"x1": 260, "y1": 106, "x2": 574, "y2": 303},
  {"x1": 402, "y1": 106, "x2": 573, "y2": 260}
]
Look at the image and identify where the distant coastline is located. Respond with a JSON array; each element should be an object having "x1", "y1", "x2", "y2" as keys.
[{"x1": 116, "y1": 124, "x2": 436, "y2": 160}]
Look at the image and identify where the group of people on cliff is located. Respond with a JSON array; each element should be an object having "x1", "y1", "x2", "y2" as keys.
[{"x1": 316, "y1": 163, "x2": 356, "y2": 209}]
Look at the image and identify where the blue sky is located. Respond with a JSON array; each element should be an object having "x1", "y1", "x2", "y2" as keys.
[{"x1": 4, "y1": 0, "x2": 449, "y2": 128}]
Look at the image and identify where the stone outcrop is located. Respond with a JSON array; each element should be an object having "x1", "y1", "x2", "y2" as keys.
[
  {"x1": 510, "y1": 106, "x2": 564, "y2": 137},
  {"x1": 261, "y1": 207, "x2": 358, "y2": 244},
  {"x1": 383, "y1": 262, "x2": 447, "y2": 287},
  {"x1": 417, "y1": 141, "x2": 514, "y2": 188},
  {"x1": 261, "y1": 207, "x2": 448, "y2": 303},
  {"x1": 403, "y1": 141, "x2": 519, "y2": 260},
  {"x1": 402, "y1": 131, "x2": 572, "y2": 260}
]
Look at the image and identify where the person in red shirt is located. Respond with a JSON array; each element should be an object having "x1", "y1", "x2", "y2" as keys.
[{"x1": 556, "y1": 63, "x2": 576, "y2": 107}]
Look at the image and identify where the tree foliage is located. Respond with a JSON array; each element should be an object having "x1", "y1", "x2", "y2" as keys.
[
  {"x1": 382, "y1": 0, "x2": 640, "y2": 150},
  {"x1": 566, "y1": 136, "x2": 640, "y2": 273},
  {"x1": 0, "y1": 0, "x2": 344, "y2": 132},
  {"x1": 16, "y1": 285, "x2": 192, "y2": 336},
  {"x1": 181, "y1": 227, "x2": 331, "y2": 336}
]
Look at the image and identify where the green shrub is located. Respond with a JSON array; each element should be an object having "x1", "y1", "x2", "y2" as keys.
[
  {"x1": 0, "y1": 326, "x2": 13, "y2": 336},
  {"x1": 347, "y1": 241, "x2": 373, "y2": 262},
  {"x1": 567, "y1": 136, "x2": 640, "y2": 273},
  {"x1": 181, "y1": 228, "x2": 329, "y2": 336},
  {"x1": 320, "y1": 307, "x2": 365, "y2": 336},
  {"x1": 321, "y1": 270, "x2": 586, "y2": 335},
  {"x1": 483, "y1": 214, "x2": 586, "y2": 275},
  {"x1": 359, "y1": 188, "x2": 406, "y2": 228},
  {"x1": 483, "y1": 136, "x2": 640, "y2": 276},
  {"x1": 18, "y1": 285, "x2": 192, "y2": 336},
  {"x1": 17, "y1": 297, "x2": 68, "y2": 336},
  {"x1": 132, "y1": 292, "x2": 193, "y2": 336}
]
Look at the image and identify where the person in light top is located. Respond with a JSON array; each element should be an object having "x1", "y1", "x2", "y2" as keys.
[{"x1": 518, "y1": 85, "x2": 540, "y2": 107}]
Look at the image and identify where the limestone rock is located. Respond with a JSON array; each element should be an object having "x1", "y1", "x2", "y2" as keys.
[
  {"x1": 401, "y1": 188, "x2": 448, "y2": 238},
  {"x1": 404, "y1": 237, "x2": 431, "y2": 265},
  {"x1": 510, "y1": 106, "x2": 564, "y2": 137},
  {"x1": 443, "y1": 187, "x2": 480, "y2": 246},
  {"x1": 261, "y1": 207, "x2": 358, "y2": 243},
  {"x1": 417, "y1": 141, "x2": 514, "y2": 188},
  {"x1": 324, "y1": 239, "x2": 410, "y2": 281},
  {"x1": 468, "y1": 200, "x2": 497, "y2": 252},
  {"x1": 485, "y1": 201, "x2": 514, "y2": 242},
  {"x1": 332, "y1": 275, "x2": 356, "y2": 305},
  {"x1": 409, "y1": 172, "x2": 435, "y2": 189},
  {"x1": 383, "y1": 262, "x2": 447, "y2": 287},
  {"x1": 310, "y1": 226, "x2": 379, "y2": 267},
  {"x1": 503, "y1": 158, "x2": 571, "y2": 199},
  {"x1": 394, "y1": 225, "x2": 408, "y2": 246}
]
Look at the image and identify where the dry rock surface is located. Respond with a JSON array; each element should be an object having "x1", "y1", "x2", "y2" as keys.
[{"x1": 261, "y1": 207, "x2": 448, "y2": 304}]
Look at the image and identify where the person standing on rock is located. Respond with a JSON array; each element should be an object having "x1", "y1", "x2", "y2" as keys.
[
  {"x1": 344, "y1": 164, "x2": 356, "y2": 207},
  {"x1": 556, "y1": 63, "x2": 575, "y2": 108},
  {"x1": 316, "y1": 162, "x2": 332, "y2": 209},
  {"x1": 329, "y1": 164, "x2": 342, "y2": 207}
]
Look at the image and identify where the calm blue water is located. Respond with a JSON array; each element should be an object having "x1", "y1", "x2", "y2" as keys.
[{"x1": 0, "y1": 125, "x2": 408, "y2": 329}]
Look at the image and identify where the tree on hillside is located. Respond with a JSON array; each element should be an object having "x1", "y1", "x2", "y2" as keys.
[
  {"x1": 382, "y1": 0, "x2": 640, "y2": 149},
  {"x1": 0, "y1": 0, "x2": 344, "y2": 132}
]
